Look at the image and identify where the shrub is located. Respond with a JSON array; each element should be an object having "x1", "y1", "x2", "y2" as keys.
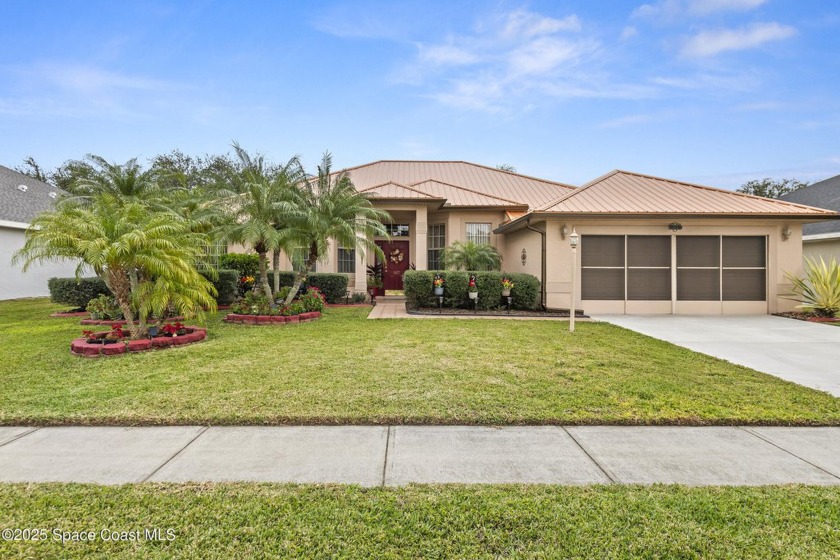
[
  {"x1": 786, "y1": 257, "x2": 840, "y2": 317},
  {"x1": 201, "y1": 269, "x2": 239, "y2": 305},
  {"x1": 219, "y1": 253, "x2": 260, "y2": 278},
  {"x1": 404, "y1": 270, "x2": 540, "y2": 310},
  {"x1": 306, "y1": 273, "x2": 349, "y2": 304},
  {"x1": 48, "y1": 277, "x2": 111, "y2": 309},
  {"x1": 351, "y1": 292, "x2": 368, "y2": 303},
  {"x1": 274, "y1": 286, "x2": 293, "y2": 303},
  {"x1": 299, "y1": 287, "x2": 326, "y2": 312},
  {"x1": 86, "y1": 294, "x2": 123, "y2": 319}
]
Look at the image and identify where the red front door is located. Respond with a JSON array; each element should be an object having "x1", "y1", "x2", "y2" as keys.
[{"x1": 376, "y1": 240, "x2": 410, "y2": 291}]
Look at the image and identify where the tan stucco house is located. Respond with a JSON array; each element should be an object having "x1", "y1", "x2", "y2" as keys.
[{"x1": 242, "y1": 160, "x2": 840, "y2": 315}]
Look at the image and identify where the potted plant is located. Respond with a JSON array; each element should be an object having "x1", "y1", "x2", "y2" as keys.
[
  {"x1": 86, "y1": 294, "x2": 110, "y2": 320},
  {"x1": 501, "y1": 276, "x2": 514, "y2": 297},
  {"x1": 367, "y1": 274, "x2": 383, "y2": 296},
  {"x1": 433, "y1": 275, "x2": 445, "y2": 296},
  {"x1": 468, "y1": 275, "x2": 478, "y2": 300}
]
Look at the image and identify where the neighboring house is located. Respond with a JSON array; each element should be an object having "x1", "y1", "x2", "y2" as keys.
[
  {"x1": 0, "y1": 165, "x2": 78, "y2": 300},
  {"x1": 248, "y1": 160, "x2": 839, "y2": 315},
  {"x1": 779, "y1": 173, "x2": 840, "y2": 264}
]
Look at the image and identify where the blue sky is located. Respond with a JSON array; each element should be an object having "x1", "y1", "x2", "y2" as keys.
[{"x1": 1, "y1": 0, "x2": 838, "y2": 188}]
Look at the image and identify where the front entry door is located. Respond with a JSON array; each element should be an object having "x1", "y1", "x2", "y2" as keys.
[{"x1": 376, "y1": 240, "x2": 410, "y2": 291}]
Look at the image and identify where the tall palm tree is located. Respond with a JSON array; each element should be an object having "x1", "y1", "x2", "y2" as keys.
[
  {"x1": 13, "y1": 195, "x2": 217, "y2": 339},
  {"x1": 216, "y1": 144, "x2": 305, "y2": 304},
  {"x1": 281, "y1": 152, "x2": 390, "y2": 306},
  {"x1": 69, "y1": 154, "x2": 164, "y2": 205},
  {"x1": 440, "y1": 241, "x2": 502, "y2": 271}
]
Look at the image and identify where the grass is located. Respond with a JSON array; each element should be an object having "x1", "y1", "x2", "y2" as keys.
[
  {"x1": 1, "y1": 483, "x2": 839, "y2": 558},
  {"x1": 0, "y1": 298, "x2": 838, "y2": 425}
]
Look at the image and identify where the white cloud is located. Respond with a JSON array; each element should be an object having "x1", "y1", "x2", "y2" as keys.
[
  {"x1": 418, "y1": 44, "x2": 479, "y2": 65},
  {"x1": 502, "y1": 10, "x2": 581, "y2": 38},
  {"x1": 681, "y1": 22, "x2": 797, "y2": 57},
  {"x1": 598, "y1": 114, "x2": 653, "y2": 128},
  {"x1": 506, "y1": 37, "x2": 595, "y2": 76},
  {"x1": 633, "y1": 0, "x2": 766, "y2": 19},
  {"x1": 687, "y1": 0, "x2": 766, "y2": 16},
  {"x1": 620, "y1": 26, "x2": 639, "y2": 40}
]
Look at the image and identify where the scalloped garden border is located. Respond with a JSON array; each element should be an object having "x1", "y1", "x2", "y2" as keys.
[
  {"x1": 70, "y1": 327, "x2": 207, "y2": 357},
  {"x1": 223, "y1": 311, "x2": 321, "y2": 324}
]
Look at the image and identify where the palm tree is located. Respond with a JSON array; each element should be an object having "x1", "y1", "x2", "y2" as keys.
[
  {"x1": 216, "y1": 144, "x2": 305, "y2": 304},
  {"x1": 13, "y1": 195, "x2": 217, "y2": 339},
  {"x1": 440, "y1": 241, "x2": 502, "y2": 271},
  {"x1": 280, "y1": 152, "x2": 390, "y2": 306},
  {"x1": 69, "y1": 154, "x2": 164, "y2": 205}
]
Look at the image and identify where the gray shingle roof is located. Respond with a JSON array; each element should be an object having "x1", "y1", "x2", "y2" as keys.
[
  {"x1": 779, "y1": 174, "x2": 840, "y2": 236},
  {"x1": 0, "y1": 165, "x2": 66, "y2": 224}
]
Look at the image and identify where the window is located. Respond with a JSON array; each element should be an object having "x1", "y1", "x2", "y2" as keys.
[
  {"x1": 292, "y1": 247, "x2": 316, "y2": 273},
  {"x1": 466, "y1": 223, "x2": 491, "y2": 245},
  {"x1": 427, "y1": 224, "x2": 445, "y2": 270},
  {"x1": 386, "y1": 224, "x2": 410, "y2": 237},
  {"x1": 581, "y1": 235, "x2": 625, "y2": 300},
  {"x1": 203, "y1": 241, "x2": 227, "y2": 268},
  {"x1": 338, "y1": 248, "x2": 355, "y2": 274}
]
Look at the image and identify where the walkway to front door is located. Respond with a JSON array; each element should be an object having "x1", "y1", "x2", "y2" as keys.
[{"x1": 376, "y1": 240, "x2": 410, "y2": 291}]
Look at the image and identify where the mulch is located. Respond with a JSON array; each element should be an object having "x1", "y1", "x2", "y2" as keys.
[
  {"x1": 773, "y1": 312, "x2": 840, "y2": 323},
  {"x1": 409, "y1": 307, "x2": 589, "y2": 318}
]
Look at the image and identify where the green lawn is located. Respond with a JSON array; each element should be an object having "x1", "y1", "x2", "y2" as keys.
[
  {"x1": 1, "y1": 298, "x2": 838, "y2": 425},
  {"x1": 1, "y1": 483, "x2": 839, "y2": 559}
]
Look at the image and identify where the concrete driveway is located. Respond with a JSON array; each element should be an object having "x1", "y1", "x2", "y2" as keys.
[{"x1": 593, "y1": 315, "x2": 840, "y2": 397}]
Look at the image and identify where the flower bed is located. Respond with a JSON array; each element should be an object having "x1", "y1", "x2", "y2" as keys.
[
  {"x1": 80, "y1": 316, "x2": 185, "y2": 326},
  {"x1": 223, "y1": 311, "x2": 321, "y2": 324},
  {"x1": 773, "y1": 312, "x2": 840, "y2": 324},
  {"x1": 70, "y1": 326, "x2": 207, "y2": 357}
]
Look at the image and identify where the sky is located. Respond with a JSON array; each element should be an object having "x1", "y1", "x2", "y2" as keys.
[{"x1": 1, "y1": 0, "x2": 838, "y2": 189}]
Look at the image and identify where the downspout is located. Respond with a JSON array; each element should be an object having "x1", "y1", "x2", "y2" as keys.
[{"x1": 524, "y1": 217, "x2": 547, "y2": 310}]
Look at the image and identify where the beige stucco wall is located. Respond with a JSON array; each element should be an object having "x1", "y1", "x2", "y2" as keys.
[
  {"x1": 803, "y1": 237, "x2": 840, "y2": 265},
  {"x1": 509, "y1": 218, "x2": 805, "y2": 315},
  {"x1": 501, "y1": 225, "x2": 543, "y2": 279}
]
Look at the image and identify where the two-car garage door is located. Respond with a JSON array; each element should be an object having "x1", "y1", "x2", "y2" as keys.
[{"x1": 581, "y1": 235, "x2": 767, "y2": 313}]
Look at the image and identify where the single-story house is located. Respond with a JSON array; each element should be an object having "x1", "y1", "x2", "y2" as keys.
[
  {"x1": 0, "y1": 165, "x2": 78, "y2": 300},
  {"x1": 251, "y1": 160, "x2": 839, "y2": 315},
  {"x1": 778, "y1": 173, "x2": 840, "y2": 264}
]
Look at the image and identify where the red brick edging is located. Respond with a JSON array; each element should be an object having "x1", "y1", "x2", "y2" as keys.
[
  {"x1": 70, "y1": 327, "x2": 207, "y2": 357},
  {"x1": 223, "y1": 311, "x2": 321, "y2": 324}
]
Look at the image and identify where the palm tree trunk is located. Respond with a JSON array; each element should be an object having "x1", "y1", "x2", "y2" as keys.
[
  {"x1": 272, "y1": 248, "x2": 280, "y2": 294},
  {"x1": 105, "y1": 269, "x2": 139, "y2": 339},
  {"x1": 284, "y1": 245, "x2": 317, "y2": 306},
  {"x1": 257, "y1": 250, "x2": 274, "y2": 304}
]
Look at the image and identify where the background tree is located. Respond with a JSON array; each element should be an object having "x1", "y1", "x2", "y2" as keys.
[
  {"x1": 440, "y1": 241, "x2": 502, "y2": 271},
  {"x1": 496, "y1": 164, "x2": 516, "y2": 172},
  {"x1": 281, "y1": 152, "x2": 390, "y2": 306},
  {"x1": 14, "y1": 156, "x2": 49, "y2": 183},
  {"x1": 737, "y1": 178, "x2": 807, "y2": 199},
  {"x1": 14, "y1": 195, "x2": 217, "y2": 339}
]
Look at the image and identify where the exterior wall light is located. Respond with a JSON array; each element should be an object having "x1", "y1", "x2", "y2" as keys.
[
  {"x1": 781, "y1": 226, "x2": 792, "y2": 241},
  {"x1": 560, "y1": 224, "x2": 569, "y2": 239},
  {"x1": 521, "y1": 248, "x2": 527, "y2": 266},
  {"x1": 668, "y1": 222, "x2": 683, "y2": 232}
]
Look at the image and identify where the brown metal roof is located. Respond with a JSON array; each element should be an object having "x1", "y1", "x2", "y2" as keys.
[
  {"x1": 410, "y1": 179, "x2": 527, "y2": 207},
  {"x1": 538, "y1": 170, "x2": 840, "y2": 216},
  {"x1": 357, "y1": 181, "x2": 442, "y2": 200},
  {"x1": 342, "y1": 160, "x2": 574, "y2": 209}
]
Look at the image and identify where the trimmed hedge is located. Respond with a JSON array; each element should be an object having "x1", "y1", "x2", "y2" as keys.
[
  {"x1": 219, "y1": 253, "x2": 260, "y2": 278},
  {"x1": 201, "y1": 269, "x2": 239, "y2": 305},
  {"x1": 404, "y1": 271, "x2": 540, "y2": 310},
  {"x1": 261, "y1": 272, "x2": 349, "y2": 304},
  {"x1": 48, "y1": 277, "x2": 111, "y2": 309}
]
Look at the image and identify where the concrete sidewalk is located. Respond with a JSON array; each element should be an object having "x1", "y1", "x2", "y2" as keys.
[{"x1": 1, "y1": 425, "x2": 838, "y2": 486}]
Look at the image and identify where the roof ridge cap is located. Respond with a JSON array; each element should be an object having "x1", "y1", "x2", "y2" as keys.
[{"x1": 411, "y1": 178, "x2": 527, "y2": 206}]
